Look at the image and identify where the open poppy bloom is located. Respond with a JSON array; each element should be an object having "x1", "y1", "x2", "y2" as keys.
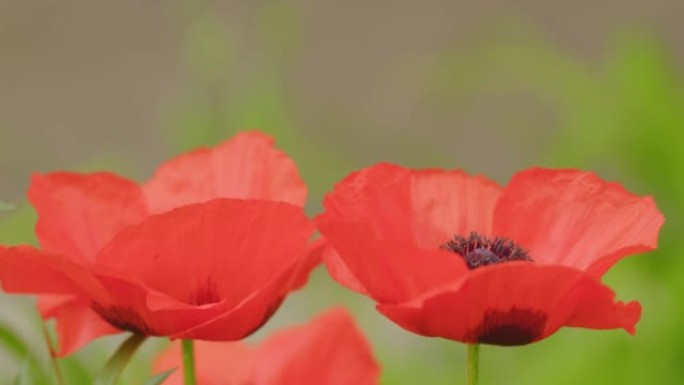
[
  {"x1": 315, "y1": 164, "x2": 664, "y2": 346},
  {"x1": 0, "y1": 132, "x2": 319, "y2": 356},
  {"x1": 154, "y1": 308, "x2": 380, "y2": 385}
]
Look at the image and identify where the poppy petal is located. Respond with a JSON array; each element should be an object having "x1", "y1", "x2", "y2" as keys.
[
  {"x1": 320, "y1": 163, "x2": 502, "y2": 249},
  {"x1": 168, "y1": 281, "x2": 285, "y2": 341},
  {"x1": 28, "y1": 172, "x2": 147, "y2": 265},
  {"x1": 377, "y1": 263, "x2": 640, "y2": 346},
  {"x1": 287, "y1": 238, "x2": 326, "y2": 292},
  {"x1": 37, "y1": 294, "x2": 74, "y2": 318},
  {"x1": 168, "y1": 244, "x2": 317, "y2": 341},
  {"x1": 94, "y1": 199, "x2": 313, "y2": 309},
  {"x1": 321, "y1": 163, "x2": 413, "y2": 241},
  {"x1": 409, "y1": 168, "x2": 502, "y2": 249},
  {"x1": 90, "y1": 274, "x2": 228, "y2": 337},
  {"x1": 0, "y1": 246, "x2": 109, "y2": 302},
  {"x1": 48, "y1": 298, "x2": 120, "y2": 357},
  {"x1": 322, "y1": 243, "x2": 368, "y2": 296},
  {"x1": 153, "y1": 341, "x2": 254, "y2": 385},
  {"x1": 143, "y1": 132, "x2": 307, "y2": 214},
  {"x1": 317, "y1": 218, "x2": 466, "y2": 303},
  {"x1": 253, "y1": 308, "x2": 380, "y2": 385},
  {"x1": 493, "y1": 168, "x2": 664, "y2": 275}
]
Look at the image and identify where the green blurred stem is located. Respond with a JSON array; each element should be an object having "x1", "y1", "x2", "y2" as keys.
[
  {"x1": 467, "y1": 344, "x2": 480, "y2": 385},
  {"x1": 40, "y1": 322, "x2": 64, "y2": 385},
  {"x1": 182, "y1": 339, "x2": 197, "y2": 385},
  {"x1": 94, "y1": 333, "x2": 147, "y2": 385}
]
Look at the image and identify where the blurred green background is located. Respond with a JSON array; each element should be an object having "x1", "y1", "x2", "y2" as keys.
[{"x1": 1, "y1": 1, "x2": 683, "y2": 384}]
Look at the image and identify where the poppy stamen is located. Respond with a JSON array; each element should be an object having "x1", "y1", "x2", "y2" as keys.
[{"x1": 441, "y1": 231, "x2": 532, "y2": 270}]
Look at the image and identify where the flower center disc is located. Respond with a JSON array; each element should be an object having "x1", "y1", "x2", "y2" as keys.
[{"x1": 441, "y1": 232, "x2": 532, "y2": 270}]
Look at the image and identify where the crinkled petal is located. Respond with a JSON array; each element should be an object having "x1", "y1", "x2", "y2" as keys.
[
  {"x1": 317, "y1": 218, "x2": 466, "y2": 303},
  {"x1": 254, "y1": 308, "x2": 380, "y2": 385},
  {"x1": 321, "y1": 163, "x2": 413, "y2": 241},
  {"x1": 317, "y1": 164, "x2": 500, "y2": 302},
  {"x1": 493, "y1": 168, "x2": 664, "y2": 276},
  {"x1": 377, "y1": 263, "x2": 640, "y2": 346},
  {"x1": 28, "y1": 172, "x2": 147, "y2": 265},
  {"x1": 320, "y1": 163, "x2": 502, "y2": 249},
  {"x1": 144, "y1": 132, "x2": 306, "y2": 214},
  {"x1": 409, "y1": 168, "x2": 502, "y2": 249}
]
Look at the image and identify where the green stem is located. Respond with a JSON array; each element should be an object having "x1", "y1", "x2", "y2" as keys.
[
  {"x1": 40, "y1": 322, "x2": 64, "y2": 385},
  {"x1": 467, "y1": 344, "x2": 480, "y2": 385},
  {"x1": 182, "y1": 339, "x2": 197, "y2": 385},
  {"x1": 94, "y1": 334, "x2": 146, "y2": 385}
]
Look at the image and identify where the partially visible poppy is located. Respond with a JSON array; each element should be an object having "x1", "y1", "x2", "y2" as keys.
[
  {"x1": 0, "y1": 132, "x2": 319, "y2": 355},
  {"x1": 316, "y1": 164, "x2": 664, "y2": 346},
  {"x1": 154, "y1": 308, "x2": 380, "y2": 385}
]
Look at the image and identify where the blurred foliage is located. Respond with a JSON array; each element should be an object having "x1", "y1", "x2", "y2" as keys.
[
  {"x1": 1, "y1": 3, "x2": 683, "y2": 384},
  {"x1": 168, "y1": 1, "x2": 350, "y2": 209},
  {"x1": 0, "y1": 201, "x2": 15, "y2": 212}
]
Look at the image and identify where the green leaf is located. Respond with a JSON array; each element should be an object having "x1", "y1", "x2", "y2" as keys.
[
  {"x1": 0, "y1": 322, "x2": 29, "y2": 358},
  {"x1": 142, "y1": 369, "x2": 176, "y2": 385},
  {"x1": 93, "y1": 334, "x2": 147, "y2": 385},
  {"x1": 13, "y1": 357, "x2": 32, "y2": 385}
]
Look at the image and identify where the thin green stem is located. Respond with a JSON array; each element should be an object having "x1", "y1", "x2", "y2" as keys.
[
  {"x1": 467, "y1": 344, "x2": 480, "y2": 385},
  {"x1": 182, "y1": 339, "x2": 197, "y2": 385},
  {"x1": 40, "y1": 322, "x2": 64, "y2": 385}
]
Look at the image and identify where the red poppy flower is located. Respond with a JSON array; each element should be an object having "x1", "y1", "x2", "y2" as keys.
[
  {"x1": 0, "y1": 132, "x2": 319, "y2": 356},
  {"x1": 315, "y1": 164, "x2": 664, "y2": 346},
  {"x1": 153, "y1": 308, "x2": 380, "y2": 385}
]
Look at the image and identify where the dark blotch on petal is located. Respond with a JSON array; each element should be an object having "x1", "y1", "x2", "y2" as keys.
[
  {"x1": 189, "y1": 277, "x2": 222, "y2": 306},
  {"x1": 242, "y1": 297, "x2": 285, "y2": 338},
  {"x1": 468, "y1": 307, "x2": 547, "y2": 346},
  {"x1": 92, "y1": 303, "x2": 155, "y2": 335}
]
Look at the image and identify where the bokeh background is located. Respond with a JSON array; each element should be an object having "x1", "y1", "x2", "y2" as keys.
[{"x1": 1, "y1": 1, "x2": 683, "y2": 384}]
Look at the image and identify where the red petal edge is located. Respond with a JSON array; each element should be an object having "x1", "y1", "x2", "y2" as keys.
[
  {"x1": 144, "y1": 132, "x2": 307, "y2": 214},
  {"x1": 493, "y1": 168, "x2": 664, "y2": 276},
  {"x1": 377, "y1": 263, "x2": 641, "y2": 346},
  {"x1": 254, "y1": 307, "x2": 380, "y2": 385},
  {"x1": 28, "y1": 172, "x2": 146, "y2": 265}
]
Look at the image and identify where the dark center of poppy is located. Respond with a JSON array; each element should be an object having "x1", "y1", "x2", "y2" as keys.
[{"x1": 441, "y1": 231, "x2": 532, "y2": 270}]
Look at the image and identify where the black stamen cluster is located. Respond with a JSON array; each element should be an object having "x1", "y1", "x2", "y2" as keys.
[{"x1": 441, "y1": 231, "x2": 532, "y2": 270}]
